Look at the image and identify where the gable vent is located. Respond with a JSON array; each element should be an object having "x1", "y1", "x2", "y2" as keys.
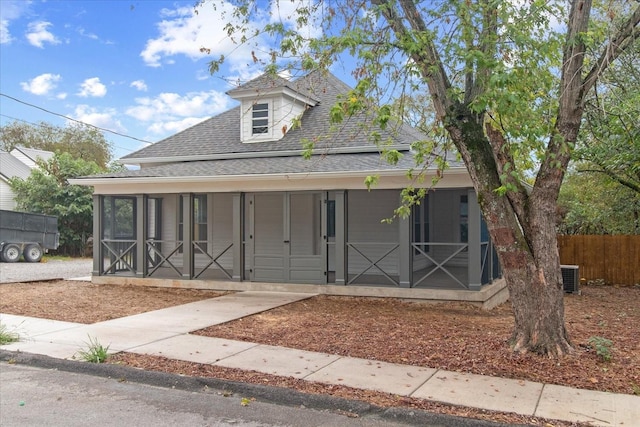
[{"x1": 561, "y1": 265, "x2": 580, "y2": 294}]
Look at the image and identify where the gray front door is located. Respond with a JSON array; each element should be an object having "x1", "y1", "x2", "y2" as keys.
[{"x1": 249, "y1": 192, "x2": 326, "y2": 284}]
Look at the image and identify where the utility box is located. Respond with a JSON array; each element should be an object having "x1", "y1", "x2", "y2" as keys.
[
  {"x1": 0, "y1": 209, "x2": 59, "y2": 262},
  {"x1": 561, "y1": 264, "x2": 580, "y2": 294}
]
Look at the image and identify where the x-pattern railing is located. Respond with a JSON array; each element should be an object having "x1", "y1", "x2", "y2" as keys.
[
  {"x1": 193, "y1": 241, "x2": 233, "y2": 280},
  {"x1": 146, "y1": 240, "x2": 183, "y2": 277},
  {"x1": 347, "y1": 242, "x2": 400, "y2": 286},
  {"x1": 412, "y1": 242, "x2": 468, "y2": 288},
  {"x1": 102, "y1": 239, "x2": 136, "y2": 275}
]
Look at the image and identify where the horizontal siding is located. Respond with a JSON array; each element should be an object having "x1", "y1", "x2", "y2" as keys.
[{"x1": 0, "y1": 180, "x2": 17, "y2": 211}]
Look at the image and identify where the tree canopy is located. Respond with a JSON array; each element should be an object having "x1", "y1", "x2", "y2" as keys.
[
  {"x1": 9, "y1": 152, "x2": 104, "y2": 256},
  {"x1": 558, "y1": 168, "x2": 640, "y2": 234},
  {"x1": 0, "y1": 121, "x2": 112, "y2": 168},
  {"x1": 200, "y1": 0, "x2": 640, "y2": 356},
  {"x1": 574, "y1": 35, "x2": 640, "y2": 194}
]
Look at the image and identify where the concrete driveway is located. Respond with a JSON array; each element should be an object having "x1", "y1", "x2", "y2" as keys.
[{"x1": 0, "y1": 258, "x2": 92, "y2": 283}]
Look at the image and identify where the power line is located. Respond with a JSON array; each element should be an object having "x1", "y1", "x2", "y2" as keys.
[{"x1": 0, "y1": 93, "x2": 154, "y2": 146}]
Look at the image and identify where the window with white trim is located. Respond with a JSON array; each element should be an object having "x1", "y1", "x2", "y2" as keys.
[{"x1": 252, "y1": 103, "x2": 269, "y2": 135}]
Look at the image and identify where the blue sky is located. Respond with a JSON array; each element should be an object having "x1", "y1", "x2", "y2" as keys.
[{"x1": 0, "y1": 0, "x2": 349, "y2": 161}]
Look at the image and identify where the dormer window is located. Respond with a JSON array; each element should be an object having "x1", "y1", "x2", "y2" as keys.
[
  {"x1": 252, "y1": 103, "x2": 269, "y2": 135},
  {"x1": 227, "y1": 72, "x2": 319, "y2": 143}
]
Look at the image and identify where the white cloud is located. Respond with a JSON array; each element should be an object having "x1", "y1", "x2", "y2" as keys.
[
  {"x1": 26, "y1": 21, "x2": 60, "y2": 48},
  {"x1": 0, "y1": 0, "x2": 31, "y2": 44},
  {"x1": 147, "y1": 117, "x2": 208, "y2": 135},
  {"x1": 71, "y1": 105, "x2": 125, "y2": 133},
  {"x1": 130, "y1": 80, "x2": 148, "y2": 91},
  {"x1": 126, "y1": 90, "x2": 230, "y2": 135},
  {"x1": 1, "y1": 20, "x2": 12, "y2": 44},
  {"x1": 20, "y1": 73, "x2": 61, "y2": 95},
  {"x1": 77, "y1": 27, "x2": 98, "y2": 40},
  {"x1": 269, "y1": 0, "x2": 324, "y2": 40},
  {"x1": 140, "y1": 3, "x2": 262, "y2": 74},
  {"x1": 77, "y1": 77, "x2": 107, "y2": 98},
  {"x1": 56, "y1": 92, "x2": 68, "y2": 100}
]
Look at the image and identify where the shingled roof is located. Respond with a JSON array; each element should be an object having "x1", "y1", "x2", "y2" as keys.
[{"x1": 121, "y1": 70, "x2": 422, "y2": 163}]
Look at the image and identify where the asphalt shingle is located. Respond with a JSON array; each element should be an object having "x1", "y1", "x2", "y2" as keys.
[{"x1": 122, "y1": 71, "x2": 422, "y2": 161}]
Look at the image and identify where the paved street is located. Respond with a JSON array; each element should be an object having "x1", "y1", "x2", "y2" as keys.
[{"x1": 0, "y1": 363, "x2": 498, "y2": 427}]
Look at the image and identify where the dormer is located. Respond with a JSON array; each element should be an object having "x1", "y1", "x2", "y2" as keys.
[{"x1": 227, "y1": 73, "x2": 319, "y2": 143}]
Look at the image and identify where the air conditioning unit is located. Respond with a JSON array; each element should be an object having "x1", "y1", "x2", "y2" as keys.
[{"x1": 561, "y1": 265, "x2": 580, "y2": 294}]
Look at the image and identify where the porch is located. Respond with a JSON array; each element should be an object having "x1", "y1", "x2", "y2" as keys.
[{"x1": 92, "y1": 188, "x2": 501, "y2": 293}]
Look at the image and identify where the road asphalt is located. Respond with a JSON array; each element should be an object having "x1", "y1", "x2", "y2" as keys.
[{"x1": 0, "y1": 359, "x2": 505, "y2": 427}]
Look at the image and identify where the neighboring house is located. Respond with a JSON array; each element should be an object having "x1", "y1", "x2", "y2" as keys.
[
  {"x1": 0, "y1": 147, "x2": 54, "y2": 210},
  {"x1": 72, "y1": 71, "x2": 505, "y2": 303}
]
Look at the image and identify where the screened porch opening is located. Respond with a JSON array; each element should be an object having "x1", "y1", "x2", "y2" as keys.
[
  {"x1": 345, "y1": 190, "x2": 401, "y2": 286},
  {"x1": 101, "y1": 196, "x2": 136, "y2": 275}
]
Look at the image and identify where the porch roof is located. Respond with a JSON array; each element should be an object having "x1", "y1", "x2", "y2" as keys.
[
  {"x1": 71, "y1": 151, "x2": 472, "y2": 194},
  {"x1": 78, "y1": 152, "x2": 465, "y2": 180}
]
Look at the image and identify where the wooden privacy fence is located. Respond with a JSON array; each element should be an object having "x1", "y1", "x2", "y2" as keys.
[{"x1": 558, "y1": 235, "x2": 640, "y2": 285}]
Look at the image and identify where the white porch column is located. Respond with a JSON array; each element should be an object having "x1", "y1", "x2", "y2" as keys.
[
  {"x1": 467, "y1": 189, "x2": 482, "y2": 290},
  {"x1": 232, "y1": 193, "x2": 243, "y2": 281},
  {"x1": 335, "y1": 191, "x2": 346, "y2": 285}
]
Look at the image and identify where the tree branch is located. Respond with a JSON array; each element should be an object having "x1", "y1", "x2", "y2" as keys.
[
  {"x1": 578, "y1": 167, "x2": 640, "y2": 193},
  {"x1": 534, "y1": 0, "x2": 593, "y2": 203},
  {"x1": 371, "y1": 0, "x2": 454, "y2": 120},
  {"x1": 582, "y1": 5, "x2": 640, "y2": 95}
]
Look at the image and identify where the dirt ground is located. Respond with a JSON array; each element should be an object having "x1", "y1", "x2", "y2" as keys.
[{"x1": 1, "y1": 280, "x2": 638, "y2": 426}]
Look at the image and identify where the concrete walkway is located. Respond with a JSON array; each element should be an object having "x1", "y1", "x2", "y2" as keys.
[{"x1": 1, "y1": 291, "x2": 638, "y2": 427}]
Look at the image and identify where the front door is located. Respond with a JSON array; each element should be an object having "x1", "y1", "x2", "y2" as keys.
[{"x1": 248, "y1": 192, "x2": 326, "y2": 284}]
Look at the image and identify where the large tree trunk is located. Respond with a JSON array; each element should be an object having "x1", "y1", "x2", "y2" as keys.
[
  {"x1": 376, "y1": 0, "x2": 638, "y2": 356},
  {"x1": 445, "y1": 109, "x2": 572, "y2": 356},
  {"x1": 507, "y1": 201, "x2": 572, "y2": 355}
]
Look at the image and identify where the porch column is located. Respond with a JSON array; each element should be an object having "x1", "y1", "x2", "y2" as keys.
[
  {"x1": 135, "y1": 195, "x2": 147, "y2": 278},
  {"x1": 467, "y1": 189, "x2": 482, "y2": 290},
  {"x1": 232, "y1": 193, "x2": 243, "y2": 281},
  {"x1": 92, "y1": 195, "x2": 102, "y2": 276},
  {"x1": 182, "y1": 193, "x2": 193, "y2": 280},
  {"x1": 399, "y1": 194, "x2": 411, "y2": 288},
  {"x1": 335, "y1": 191, "x2": 346, "y2": 285}
]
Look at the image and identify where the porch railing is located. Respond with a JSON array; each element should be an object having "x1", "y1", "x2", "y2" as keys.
[
  {"x1": 102, "y1": 239, "x2": 136, "y2": 275},
  {"x1": 346, "y1": 242, "x2": 400, "y2": 286},
  {"x1": 146, "y1": 240, "x2": 183, "y2": 277},
  {"x1": 193, "y1": 241, "x2": 233, "y2": 280},
  {"x1": 411, "y1": 242, "x2": 468, "y2": 288}
]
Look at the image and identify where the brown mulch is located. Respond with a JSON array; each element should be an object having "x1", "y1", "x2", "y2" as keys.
[
  {"x1": 0, "y1": 281, "x2": 226, "y2": 323},
  {"x1": 194, "y1": 285, "x2": 640, "y2": 396},
  {"x1": 1, "y1": 280, "x2": 638, "y2": 426}
]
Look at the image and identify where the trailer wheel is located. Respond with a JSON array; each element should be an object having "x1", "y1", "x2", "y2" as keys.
[
  {"x1": 23, "y1": 244, "x2": 43, "y2": 263},
  {"x1": 2, "y1": 243, "x2": 21, "y2": 263}
]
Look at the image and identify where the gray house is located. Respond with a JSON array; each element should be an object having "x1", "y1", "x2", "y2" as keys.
[{"x1": 73, "y1": 71, "x2": 505, "y2": 306}]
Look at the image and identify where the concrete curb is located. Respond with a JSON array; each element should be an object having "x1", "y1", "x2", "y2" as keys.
[{"x1": 0, "y1": 349, "x2": 513, "y2": 427}]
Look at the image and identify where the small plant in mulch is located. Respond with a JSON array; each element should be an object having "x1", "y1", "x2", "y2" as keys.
[
  {"x1": 0, "y1": 323, "x2": 19, "y2": 345},
  {"x1": 75, "y1": 335, "x2": 110, "y2": 363},
  {"x1": 587, "y1": 336, "x2": 613, "y2": 362}
]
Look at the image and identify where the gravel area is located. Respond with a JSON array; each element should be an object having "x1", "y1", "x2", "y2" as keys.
[{"x1": 0, "y1": 258, "x2": 92, "y2": 283}]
